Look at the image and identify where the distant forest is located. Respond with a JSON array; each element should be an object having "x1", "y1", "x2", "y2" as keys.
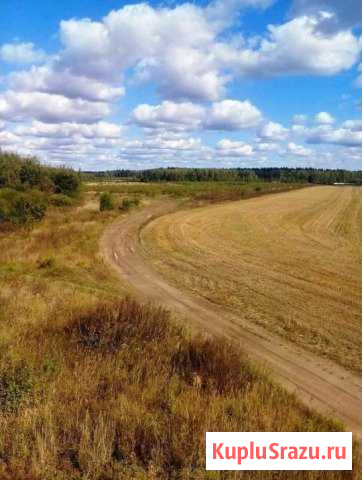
[{"x1": 90, "y1": 167, "x2": 362, "y2": 184}]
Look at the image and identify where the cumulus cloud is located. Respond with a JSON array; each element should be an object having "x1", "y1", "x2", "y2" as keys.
[
  {"x1": 291, "y1": 116, "x2": 362, "y2": 148},
  {"x1": 8, "y1": 1, "x2": 356, "y2": 113},
  {"x1": 205, "y1": 100, "x2": 263, "y2": 130},
  {"x1": 342, "y1": 119, "x2": 362, "y2": 131},
  {"x1": 1, "y1": 1, "x2": 361, "y2": 169},
  {"x1": 0, "y1": 42, "x2": 47, "y2": 64},
  {"x1": 131, "y1": 99, "x2": 263, "y2": 132},
  {"x1": 9, "y1": 66, "x2": 124, "y2": 102},
  {"x1": 293, "y1": 114, "x2": 308, "y2": 124},
  {"x1": 142, "y1": 133, "x2": 202, "y2": 151},
  {"x1": 116, "y1": 130, "x2": 212, "y2": 169},
  {"x1": 0, "y1": 130, "x2": 21, "y2": 147},
  {"x1": 256, "y1": 141, "x2": 279, "y2": 151},
  {"x1": 58, "y1": 3, "x2": 226, "y2": 102},
  {"x1": 206, "y1": 0, "x2": 275, "y2": 22},
  {"x1": 287, "y1": 141, "x2": 312, "y2": 156},
  {"x1": 216, "y1": 138, "x2": 254, "y2": 156},
  {"x1": 0, "y1": 91, "x2": 110, "y2": 123},
  {"x1": 308, "y1": 127, "x2": 362, "y2": 147},
  {"x1": 135, "y1": 47, "x2": 228, "y2": 102},
  {"x1": 291, "y1": 0, "x2": 362, "y2": 31},
  {"x1": 315, "y1": 111, "x2": 335, "y2": 124},
  {"x1": 15, "y1": 121, "x2": 122, "y2": 139},
  {"x1": 228, "y1": 12, "x2": 361, "y2": 77},
  {"x1": 131, "y1": 101, "x2": 204, "y2": 131},
  {"x1": 258, "y1": 121, "x2": 289, "y2": 141}
]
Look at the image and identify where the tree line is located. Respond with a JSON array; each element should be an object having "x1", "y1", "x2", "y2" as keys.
[{"x1": 91, "y1": 167, "x2": 362, "y2": 184}]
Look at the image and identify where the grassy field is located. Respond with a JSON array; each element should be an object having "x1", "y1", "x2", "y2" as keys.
[
  {"x1": 142, "y1": 186, "x2": 362, "y2": 373},
  {"x1": 0, "y1": 185, "x2": 360, "y2": 479},
  {"x1": 84, "y1": 180, "x2": 304, "y2": 202}
]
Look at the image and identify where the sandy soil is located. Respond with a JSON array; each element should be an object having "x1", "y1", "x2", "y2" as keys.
[{"x1": 100, "y1": 190, "x2": 362, "y2": 434}]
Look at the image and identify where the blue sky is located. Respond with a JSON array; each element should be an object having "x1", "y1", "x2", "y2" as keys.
[{"x1": 0, "y1": 0, "x2": 362, "y2": 170}]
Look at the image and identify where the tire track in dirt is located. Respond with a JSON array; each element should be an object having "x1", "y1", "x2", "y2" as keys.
[{"x1": 100, "y1": 193, "x2": 362, "y2": 434}]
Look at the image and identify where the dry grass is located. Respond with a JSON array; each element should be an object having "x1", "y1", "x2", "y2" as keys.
[
  {"x1": 1, "y1": 297, "x2": 359, "y2": 480},
  {"x1": 142, "y1": 186, "x2": 362, "y2": 373},
  {"x1": 84, "y1": 180, "x2": 303, "y2": 202},
  {"x1": 0, "y1": 188, "x2": 360, "y2": 479}
]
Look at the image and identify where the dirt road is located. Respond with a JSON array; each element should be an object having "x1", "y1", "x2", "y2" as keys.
[{"x1": 100, "y1": 194, "x2": 362, "y2": 434}]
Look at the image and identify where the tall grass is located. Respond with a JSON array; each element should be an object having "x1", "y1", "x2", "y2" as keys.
[{"x1": 1, "y1": 298, "x2": 359, "y2": 479}]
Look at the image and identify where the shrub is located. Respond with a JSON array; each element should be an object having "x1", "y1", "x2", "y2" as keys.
[
  {"x1": 49, "y1": 193, "x2": 73, "y2": 207},
  {"x1": 119, "y1": 196, "x2": 140, "y2": 211},
  {"x1": 99, "y1": 192, "x2": 114, "y2": 211},
  {"x1": 0, "y1": 197, "x2": 10, "y2": 223},
  {"x1": 171, "y1": 336, "x2": 256, "y2": 394},
  {"x1": 0, "y1": 152, "x2": 23, "y2": 188},
  {"x1": 0, "y1": 188, "x2": 47, "y2": 226},
  {"x1": 37, "y1": 257, "x2": 55, "y2": 269},
  {"x1": 52, "y1": 170, "x2": 80, "y2": 196},
  {"x1": 0, "y1": 359, "x2": 33, "y2": 413},
  {"x1": 19, "y1": 160, "x2": 44, "y2": 188},
  {"x1": 65, "y1": 298, "x2": 172, "y2": 353}
]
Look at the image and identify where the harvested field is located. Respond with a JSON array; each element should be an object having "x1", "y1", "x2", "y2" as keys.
[
  {"x1": 142, "y1": 186, "x2": 362, "y2": 372},
  {"x1": 101, "y1": 188, "x2": 362, "y2": 433}
]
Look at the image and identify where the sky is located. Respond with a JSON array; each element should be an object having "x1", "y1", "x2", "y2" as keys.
[{"x1": 0, "y1": 0, "x2": 362, "y2": 171}]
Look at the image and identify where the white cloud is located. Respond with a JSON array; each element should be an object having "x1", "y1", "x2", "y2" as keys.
[
  {"x1": 15, "y1": 121, "x2": 122, "y2": 139},
  {"x1": 205, "y1": 99, "x2": 263, "y2": 130},
  {"x1": 291, "y1": 0, "x2": 362, "y2": 31},
  {"x1": 287, "y1": 141, "x2": 312, "y2": 156},
  {"x1": 131, "y1": 99, "x2": 263, "y2": 132},
  {"x1": 0, "y1": 42, "x2": 47, "y2": 65},
  {"x1": 142, "y1": 133, "x2": 202, "y2": 151},
  {"x1": 315, "y1": 111, "x2": 335, "y2": 124},
  {"x1": 229, "y1": 13, "x2": 361, "y2": 77},
  {"x1": 131, "y1": 101, "x2": 204, "y2": 131},
  {"x1": 9, "y1": 66, "x2": 124, "y2": 102},
  {"x1": 1, "y1": 1, "x2": 362, "y2": 169},
  {"x1": 0, "y1": 130, "x2": 21, "y2": 146},
  {"x1": 342, "y1": 119, "x2": 362, "y2": 131},
  {"x1": 206, "y1": 0, "x2": 275, "y2": 25},
  {"x1": 293, "y1": 114, "x2": 308, "y2": 124},
  {"x1": 116, "y1": 130, "x2": 211, "y2": 168},
  {"x1": 258, "y1": 121, "x2": 289, "y2": 141},
  {"x1": 256, "y1": 141, "x2": 279, "y2": 151},
  {"x1": 26, "y1": 2, "x2": 359, "y2": 108},
  {"x1": 0, "y1": 91, "x2": 110, "y2": 123},
  {"x1": 308, "y1": 127, "x2": 362, "y2": 147},
  {"x1": 292, "y1": 117, "x2": 362, "y2": 147},
  {"x1": 217, "y1": 138, "x2": 254, "y2": 156},
  {"x1": 58, "y1": 3, "x2": 226, "y2": 101},
  {"x1": 135, "y1": 47, "x2": 228, "y2": 102}
]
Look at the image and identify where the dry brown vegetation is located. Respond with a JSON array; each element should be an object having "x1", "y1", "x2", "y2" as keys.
[
  {"x1": 142, "y1": 186, "x2": 362, "y2": 373},
  {"x1": 0, "y1": 187, "x2": 360, "y2": 479}
]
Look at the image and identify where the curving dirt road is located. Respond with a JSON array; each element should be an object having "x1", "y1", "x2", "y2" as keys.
[{"x1": 100, "y1": 195, "x2": 362, "y2": 434}]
